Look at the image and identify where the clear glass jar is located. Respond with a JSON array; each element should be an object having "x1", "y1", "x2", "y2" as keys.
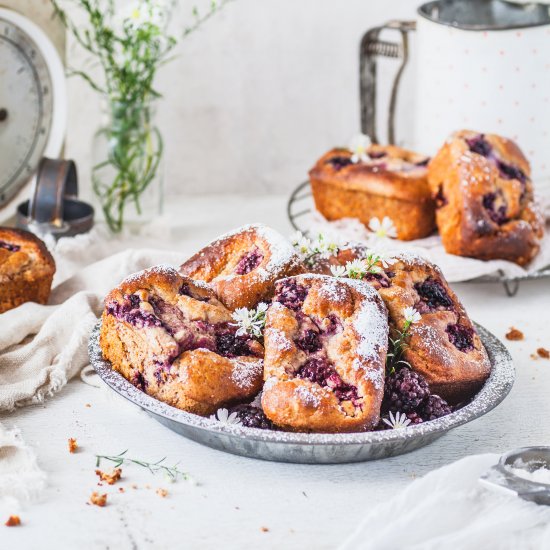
[{"x1": 91, "y1": 99, "x2": 163, "y2": 233}]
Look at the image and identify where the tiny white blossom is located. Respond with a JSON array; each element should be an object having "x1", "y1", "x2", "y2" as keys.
[
  {"x1": 368, "y1": 216, "x2": 398, "y2": 239},
  {"x1": 349, "y1": 133, "x2": 372, "y2": 163},
  {"x1": 290, "y1": 232, "x2": 340, "y2": 266},
  {"x1": 345, "y1": 259, "x2": 369, "y2": 279},
  {"x1": 364, "y1": 248, "x2": 395, "y2": 268},
  {"x1": 330, "y1": 265, "x2": 347, "y2": 278},
  {"x1": 403, "y1": 307, "x2": 421, "y2": 324},
  {"x1": 231, "y1": 304, "x2": 267, "y2": 338},
  {"x1": 383, "y1": 411, "x2": 411, "y2": 430},
  {"x1": 290, "y1": 231, "x2": 312, "y2": 255},
  {"x1": 210, "y1": 408, "x2": 242, "y2": 425}
]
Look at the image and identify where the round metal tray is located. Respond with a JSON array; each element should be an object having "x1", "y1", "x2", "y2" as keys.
[
  {"x1": 288, "y1": 180, "x2": 550, "y2": 297},
  {"x1": 89, "y1": 321, "x2": 514, "y2": 464}
]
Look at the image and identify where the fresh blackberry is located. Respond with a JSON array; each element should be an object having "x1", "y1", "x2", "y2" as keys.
[
  {"x1": 421, "y1": 395, "x2": 452, "y2": 421},
  {"x1": 231, "y1": 404, "x2": 273, "y2": 429},
  {"x1": 406, "y1": 412, "x2": 424, "y2": 425},
  {"x1": 384, "y1": 367, "x2": 430, "y2": 412}
]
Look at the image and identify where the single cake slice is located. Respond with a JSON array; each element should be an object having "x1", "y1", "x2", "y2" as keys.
[
  {"x1": 0, "y1": 227, "x2": 56, "y2": 313},
  {"x1": 306, "y1": 247, "x2": 491, "y2": 404},
  {"x1": 309, "y1": 144, "x2": 435, "y2": 240},
  {"x1": 428, "y1": 130, "x2": 544, "y2": 265},
  {"x1": 179, "y1": 224, "x2": 304, "y2": 310},
  {"x1": 261, "y1": 274, "x2": 388, "y2": 433},
  {"x1": 100, "y1": 265, "x2": 264, "y2": 416}
]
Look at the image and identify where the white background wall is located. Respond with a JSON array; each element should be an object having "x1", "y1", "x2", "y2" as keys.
[{"x1": 63, "y1": 0, "x2": 419, "y2": 198}]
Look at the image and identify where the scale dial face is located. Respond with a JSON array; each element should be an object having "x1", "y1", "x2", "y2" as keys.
[{"x1": 0, "y1": 14, "x2": 56, "y2": 207}]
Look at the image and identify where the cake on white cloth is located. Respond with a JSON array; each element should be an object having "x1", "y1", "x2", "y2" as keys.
[{"x1": 340, "y1": 454, "x2": 550, "y2": 550}]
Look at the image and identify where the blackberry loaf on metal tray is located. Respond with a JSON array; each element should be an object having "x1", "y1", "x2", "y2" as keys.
[
  {"x1": 261, "y1": 274, "x2": 389, "y2": 433},
  {"x1": 179, "y1": 224, "x2": 304, "y2": 310},
  {"x1": 308, "y1": 247, "x2": 491, "y2": 404},
  {"x1": 309, "y1": 144, "x2": 435, "y2": 241},
  {"x1": 428, "y1": 130, "x2": 545, "y2": 266},
  {"x1": 0, "y1": 227, "x2": 56, "y2": 314},
  {"x1": 100, "y1": 266, "x2": 264, "y2": 416}
]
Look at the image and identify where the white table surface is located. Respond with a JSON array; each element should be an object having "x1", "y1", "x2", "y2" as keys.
[{"x1": 2, "y1": 195, "x2": 550, "y2": 550}]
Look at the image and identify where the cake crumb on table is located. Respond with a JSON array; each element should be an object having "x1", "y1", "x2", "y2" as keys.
[
  {"x1": 95, "y1": 468, "x2": 122, "y2": 485},
  {"x1": 156, "y1": 488, "x2": 168, "y2": 498},
  {"x1": 506, "y1": 327, "x2": 524, "y2": 341},
  {"x1": 68, "y1": 438, "x2": 78, "y2": 453},
  {"x1": 261, "y1": 527, "x2": 269, "y2": 532},
  {"x1": 89, "y1": 492, "x2": 107, "y2": 507},
  {"x1": 5, "y1": 515, "x2": 21, "y2": 527},
  {"x1": 537, "y1": 347, "x2": 550, "y2": 359}
]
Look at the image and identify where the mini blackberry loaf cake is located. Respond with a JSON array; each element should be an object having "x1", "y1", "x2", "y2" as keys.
[
  {"x1": 428, "y1": 130, "x2": 544, "y2": 265},
  {"x1": 309, "y1": 144, "x2": 435, "y2": 240},
  {"x1": 100, "y1": 266, "x2": 264, "y2": 416},
  {"x1": 179, "y1": 224, "x2": 304, "y2": 310},
  {"x1": 0, "y1": 227, "x2": 56, "y2": 314},
  {"x1": 306, "y1": 246, "x2": 490, "y2": 404},
  {"x1": 261, "y1": 274, "x2": 389, "y2": 433}
]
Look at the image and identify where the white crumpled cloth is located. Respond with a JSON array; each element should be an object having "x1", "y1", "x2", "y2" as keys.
[
  {"x1": 341, "y1": 454, "x2": 550, "y2": 550},
  {"x1": 0, "y1": 225, "x2": 187, "y2": 508},
  {"x1": 306, "y1": 213, "x2": 550, "y2": 283}
]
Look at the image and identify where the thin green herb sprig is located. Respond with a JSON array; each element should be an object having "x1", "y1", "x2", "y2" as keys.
[
  {"x1": 386, "y1": 307, "x2": 421, "y2": 375},
  {"x1": 95, "y1": 450, "x2": 194, "y2": 482}
]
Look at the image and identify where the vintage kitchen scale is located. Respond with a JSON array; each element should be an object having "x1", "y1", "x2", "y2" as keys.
[{"x1": 0, "y1": 2, "x2": 93, "y2": 237}]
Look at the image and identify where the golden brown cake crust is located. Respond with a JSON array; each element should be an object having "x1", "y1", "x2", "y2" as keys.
[
  {"x1": 179, "y1": 224, "x2": 304, "y2": 310},
  {"x1": 99, "y1": 265, "x2": 264, "y2": 416},
  {"x1": 379, "y1": 253, "x2": 491, "y2": 403},
  {"x1": 305, "y1": 246, "x2": 491, "y2": 403},
  {"x1": 0, "y1": 227, "x2": 56, "y2": 313},
  {"x1": 428, "y1": 130, "x2": 544, "y2": 266},
  {"x1": 309, "y1": 145, "x2": 435, "y2": 241},
  {"x1": 261, "y1": 274, "x2": 388, "y2": 433}
]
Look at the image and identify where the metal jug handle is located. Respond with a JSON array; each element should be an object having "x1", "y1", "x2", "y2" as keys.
[{"x1": 359, "y1": 20, "x2": 416, "y2": 144}]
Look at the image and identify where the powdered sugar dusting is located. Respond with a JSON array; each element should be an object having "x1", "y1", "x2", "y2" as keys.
[
  {"x1": 231, "y1": 358, "x2": 263, "y2": 390},
  {"x1": 123, "y1": 264, "x2": 178, "y2": 285},
  {"x1": 295, "y1": 384, "x2": 322, "y2": 408},
  {"x1": 267, "y1": 328, "x2": 293, "y2": 352}
]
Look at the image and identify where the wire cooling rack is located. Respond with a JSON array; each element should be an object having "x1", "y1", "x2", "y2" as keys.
[{"x1": 287, "y1": 180, "x2": 550, "y2": 297}]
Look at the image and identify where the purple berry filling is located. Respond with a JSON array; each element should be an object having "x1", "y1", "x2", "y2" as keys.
[
  {"x1": 295, "y1": 328, "x2": 321, "y2": 353},
  {"x1": 297, "y1": 358, "x2": 359, "y2": 404},
  {"x1": 365, "y1": 272, "x2": 392, "y2": 289},
  {"x1": 132, "y1": 371, "x2": 148, "y2": 391},
  {"x1": 231, "y1": 404, "x2": 273, "y2": 429},
  {"x1": 434, "y1": 184, "x2": 448, "y2": 208},
  {"x1": 0, "y1": 240, "x2": 21, "y2": 252},
  {"x1": 369, "y1": 151, "x2": 387, "y2": 159},
  {"x1": 178, "y1": 283, "x2": 210, "y2": 302},
  {"x1": 274, "y1": 279, "x2": 308, "y2": 310},
  {"x1": 234, "y1": 248, "x2": 264, "y2": 275},
  {"x1": 446, "y1": 323, "x2": 474, "y2": 352},
  {"x1": 482, "y1": 192, "x2": 508, "y2": 225},
  {"x1": 322, "y1": 314, "x2": 343, "y2": 336},
  {"x1": 466, "y1": 134, "x2": 493, "y2": 157},
  {"x1": 496, "y1": 160, "x2": 527, "y2": 186},
  {"x1": 216, "y1": 331, "x2": 252, "y2": 357},
  {"x1": 414, "y1": 277, "x2": 453, "y2": 313},
  {"x1": 107, "y1": 295, "x2": 163, "y2": 329},
  {"x1": 415, "y1": 157, "x2": 430, "y2": 167},
  {"x1": 327, "y1": 156, "x2": 353, "y2": 169}
]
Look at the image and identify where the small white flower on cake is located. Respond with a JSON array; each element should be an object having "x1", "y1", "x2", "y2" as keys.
[
  {"x1": 210, "y1": 408, "x2": 242, "y2": 425},
  {"x1": 368, "y1": 216, "x2": 397, "y2": 239},
  {"x1": 403, "y1": 307, "x2": 421, "y2": 324},
  {"x1": 366, "y1": 249, "x2": 395, "y2": 268},
  {"x1": 382, "y1": 411, "x2": 411, "y2": 430},
  {"x1": 330, "y1": 265, "x2": 347, "y2": 278},
  {"x1": 349, "y1": 133, "x2": 372, "y2": 163},
  {"x1": 345, "y1": 259, "x2": 370, "y2": 279},
  {"x1": 290, "y1": 231, "x2": 312, "y2": 256},
  {"x1": 231, "y1": 303, "x2": 268, "y2": 338},
  {"x1": 290, "y1": 232, "x2": 340, "y2": 266}
]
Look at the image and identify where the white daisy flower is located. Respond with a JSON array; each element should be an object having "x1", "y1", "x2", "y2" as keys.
[
  {"x1": 364, "y1": 249, "x2": 395, "y2": 268},
  {"x1": 345, "y1": 259, "x2": 369, "y2": 279},
  {"x1": 290, "y1": 231, "x2": 312, "y2": 255},
  {"x1": 330, "y1": 265, "x2": 347, "y2": 278},
  {"x1": 349, "y1": 133, "x2": 372, "y2": 164},
  {"x1": 231, "y1": 304, "x2": 267, "y2": 338},
  {"x1": 368, "y1": 216, "x2": 398, "y2": 239},
  {"x1": 209, "y1": 408, "x2": 242, "y2": 425},
  {"x1": 382, "y1": 411, "x2": 411, "y2": 429},
  {"x1": 403, "y1": 307, "x2": 421, "y2": 324}
]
